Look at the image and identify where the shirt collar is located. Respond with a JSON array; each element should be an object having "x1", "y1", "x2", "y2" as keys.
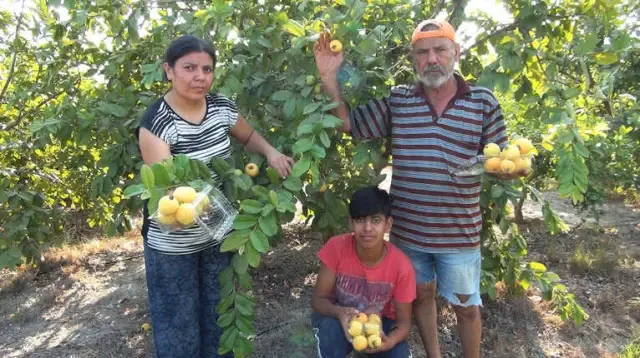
[{"x1": 412, "y1": 72, "x2": 471, "y2": 99}]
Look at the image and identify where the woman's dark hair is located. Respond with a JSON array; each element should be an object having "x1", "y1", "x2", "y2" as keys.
[
  {"x1": 349, "y1": 186, "x2": 392, "y2": 219},
  {"x1": 163, "y1": 35, "x2": 217, "y2": 80}
]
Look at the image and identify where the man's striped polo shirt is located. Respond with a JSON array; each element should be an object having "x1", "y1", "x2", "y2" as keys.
[{"x1": 348, "y1": 74, "x2": 508, "y2": 253}]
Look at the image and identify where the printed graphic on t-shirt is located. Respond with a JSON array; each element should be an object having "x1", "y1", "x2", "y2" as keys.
[{"x1": 335, "y1": 273, "x2": 393, "y2": 313}]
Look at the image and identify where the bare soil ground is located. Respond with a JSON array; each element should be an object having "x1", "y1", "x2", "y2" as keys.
[{"x1": 1, "y1": 191, "x2": 639, "y2": 358}]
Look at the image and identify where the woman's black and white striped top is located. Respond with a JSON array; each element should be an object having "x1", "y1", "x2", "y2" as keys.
[{"x1": 139, "y1": 93, "x2": 237, "y2": 255}]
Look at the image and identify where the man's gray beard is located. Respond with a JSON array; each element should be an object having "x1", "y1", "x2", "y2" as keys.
[{"x1": 418, "y1": 63, "x2": 455, "y2": 89}]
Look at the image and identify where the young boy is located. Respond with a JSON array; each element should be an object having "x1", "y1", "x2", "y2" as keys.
[{"x1": 312, "y1": 186, "x2": 416, "y2": 358}]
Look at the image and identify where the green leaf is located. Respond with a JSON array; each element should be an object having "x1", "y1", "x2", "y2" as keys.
[
  {"x1": 491, "y1": 185, "x2": 505, "y2": 198},
  {"x1": 259, "y1": 212, "x2": 278, "y2": 236},
  {"x1": 233, "y1": 175, "x2": 253, "y2": 191},
  {"x1": 151, "y1": 163, "x2": 171, "y2": 187},
  {"x1": 291, "y1": 155, "x2": 311, "y2": 178},
  {"x1": 140, "y1": 164, "x2": 155, "y2": 190},
  {"x1": 232, "y1": 252, "x2": 249, "y2": 274},
  {"x1": 322, "y1": 102, "x2": 341, "y2": 111},
  {"x1": 217, "y1": 311, "x2": 235, "y2": 328},
  {"x1": 309, "y1": 145, "x2": 326, "y2": 159},
  {"x1": 146, "y1": 187, "x2": 163, "y2": 215},
  {"x1": 292, "y1": 138, "x2": 314, "y2": 154},
  {"x1": 0, "y1": 247, "x2": 23, "y2": 269},
  {"x1": 356, "y1": 38, "x2": 377, "y2": 56},
  {"x1": 266, "y1": 168, "x2": 282, "y2": 184},
  {"x1": 322, "y1": 114, "x2": 344, "y2": 128},
  {"x1": 529, "y1": 262, "x2": 547, "y2": 273},
  {"x1": 211, "y1": 158, "x2": 232, "y2": 176},
  {"x1": 233, "y1": 215, "x2": 258, "y2": 230},
  {"x1": 573, "y1": 141, "x2": 589, "y2": 158},
  {"x1": 283, "y1": 176, "x2": 303, "y2": 192},
  {"x1": 99, "y1": 101, "x2": 128, "y2": 117},
  {"x1": 224, "y1": 75, "x2": 243, "y2": 94},
  {"x1": 262, "y1": 203, "x2": 275, "y2": 217},
  {"x1": 196, "y1": 160, "x2": 211, "y2": 178},
  {"x1": 236, "y1": 315, "x2": 254, "y2": 335},
  {"x1": 282, "y1": 19, "x2": 305, "y2": 37},
  {"x1": 220, "y1": 230, "x2": 250, "y2": 252},
  {"x1": 123, "y1": 184, "x2": 146, "y2": 198},
  {"x1": 219, "y1": 327, "x2": 239, "y2": 353},
  {"x1": 594, "y1": 52, "x2": 619, "y2": 65},
  {"x1": 244, "y1": 242, "x2": 261, "y2": 268},
  {"x1": 268, "y1": 190, "x2": 279, "y2": 206},
  {"x1": 303, "y1": 102, "x2": 322, "y2": 115},
  {"x1": 500, "y1": 53, "x2": 523, "y2": 73},
  {"x1": 319, "y1": 131, "x2": 331, "y2": 148},
  {"x1": 283, "y1": 98, "x2": 297, "y2": 119},
  {"x1": 235, "y1": 293, "x2": 254, "y2": 317},
  {"x1": 251, "y1": 185, "x2": 270, "y2": 200},
  {"x1": 271, "y1": 90, "x2": 293, "y2": 101},
  {"x1": 277, "y1": 190, "x2": 294, "y2": 203},
  {"x1": 499, "y1": 217, "x2": 510, "y2": 234},
  {"x1": 553, "y1": 284, "x2": 567, "y2": 293},
  {"x1": 233, "y1": 336, "x2": 253, "y2": 357},
  {"x1": 297, "y1": 121, "x2": 314, "y2": 136},
  {"x1": 216, "y1": 293, "x2": 235, "y2": 314},
  {"x1": 240, "y1": 199, "x2": 264, "y2": 214},
  {"x1": 577, "y1": 32, "x2": 598, "y2": 54},
  {"x1": 237, "y1": 271, "x2": 252, "y2": 289},
  {"x1": 218, "y1": 265, "x2": 234, "y2": 287},
  {"x1": 257, "y1": 37, "x2": 272, "y2": 48},
  {"x1": 278, "y1": 201, "x2": 297, "y2": 213},
  {"x1": 250, "y1": 230, "x2": 270, "y2": 253},
  {"x1": 543, "y1": 272, "x2": 561, "y2": 282}
]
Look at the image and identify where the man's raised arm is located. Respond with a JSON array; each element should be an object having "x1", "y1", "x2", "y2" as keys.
[{"x1": 314, "y1": 32, "x2": 351, "y2": 132}]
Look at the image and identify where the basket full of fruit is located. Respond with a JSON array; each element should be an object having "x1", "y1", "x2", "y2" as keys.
[{"x1": 451, "y1": 137, "x2": 536, "y2": 177}]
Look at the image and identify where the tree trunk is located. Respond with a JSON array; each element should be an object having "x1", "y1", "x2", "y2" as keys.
[{"x1": 514, "y1": 187, "x2": 528, "y2": 224}]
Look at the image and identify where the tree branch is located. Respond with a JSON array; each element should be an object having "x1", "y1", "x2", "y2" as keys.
[
  {"x1": 462, "y1": 21, "x2": 520, "y2": 55},
  {"x1": 583, "y1": 62, "x2": 614, "y2": 117},
  {"x1": 429, "y1": 0, "x2": 446, "y2": 18},
  {"x1": 448, "y1": 0, "x2": 469, "y2": 29},
  {"x1": 0, "y1": 0, "x2": 27, "y2": 102},
  {"x1": 3, "y1": 89, "x2": 67, "y2": 131}
]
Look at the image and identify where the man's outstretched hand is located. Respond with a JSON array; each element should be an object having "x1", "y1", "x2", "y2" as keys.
[{"x1": 313, "y1": 32, "x2": 344, "y2": 79}]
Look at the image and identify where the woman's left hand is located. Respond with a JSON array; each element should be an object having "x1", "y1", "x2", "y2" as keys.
[{"x1": 267, "y1": 150, "x2": 295, "y2": 178}]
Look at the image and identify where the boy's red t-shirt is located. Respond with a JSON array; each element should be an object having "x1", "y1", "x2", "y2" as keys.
[{"x1": 318, "y1": 233, "x2": 417, "y2": 320}]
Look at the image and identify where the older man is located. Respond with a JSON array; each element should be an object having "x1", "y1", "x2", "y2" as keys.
[{"x1": 314, "y1": 19, "x2": 511, "y2": 357}]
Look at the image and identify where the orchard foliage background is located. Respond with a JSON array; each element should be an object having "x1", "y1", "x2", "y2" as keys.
[{"x1": 1, "y1": 0, "x2": 639, "y2": 355}]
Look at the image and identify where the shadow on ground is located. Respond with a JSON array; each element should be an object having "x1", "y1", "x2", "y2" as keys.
[{"x1": 0, "y1": 238, "x2": 154, "y2": 358}]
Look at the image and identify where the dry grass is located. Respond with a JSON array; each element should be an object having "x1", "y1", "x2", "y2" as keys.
[
  {"x1": 1, "y1": 232, "x2": 142, "y2": 299},
  {"x1": 0, "y1": 230, "x2": 151, "y2": 358},
  {"x1": 569, "y1": 241, "x2": 620, "y2": 276},
  {"x1": 620, "y1": 335, "x2": 640, "y2": 358}
]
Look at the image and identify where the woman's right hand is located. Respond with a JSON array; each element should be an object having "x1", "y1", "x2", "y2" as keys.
[{"x1": 313, "y1": 32, "x2": 344, "y2": 79}]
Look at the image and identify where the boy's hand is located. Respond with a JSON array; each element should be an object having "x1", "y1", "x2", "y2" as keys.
[
  {"x1": 364, "y1": 330, "x2": 396, "y2": 354},
  {"x1": 335, "y1": 306, "x2": 359, "y2": 341}
]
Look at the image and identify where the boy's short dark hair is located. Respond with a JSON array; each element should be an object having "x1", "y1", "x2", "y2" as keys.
[{"x1": 349, "y1": 186, "x2": 392, "y2": 218}]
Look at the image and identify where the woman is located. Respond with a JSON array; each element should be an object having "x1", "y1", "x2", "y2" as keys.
[{"x1": 137, "y1": 35, "x2": 294, "y2": 357}]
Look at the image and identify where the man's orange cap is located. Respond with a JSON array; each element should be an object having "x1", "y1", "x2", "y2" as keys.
[{"x1": 411, "y1": 19, "x2": 456, "y2": 45}]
